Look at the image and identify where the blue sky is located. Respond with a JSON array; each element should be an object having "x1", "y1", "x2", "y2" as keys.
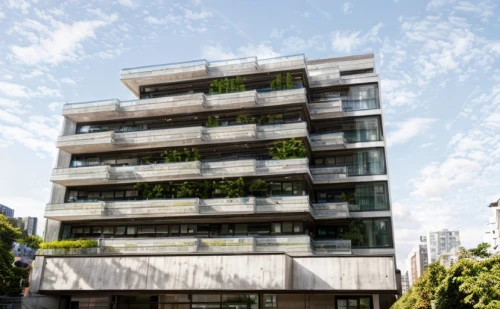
[{"x1": 0, "y1": 0, "x2": 499, "y2": 270}]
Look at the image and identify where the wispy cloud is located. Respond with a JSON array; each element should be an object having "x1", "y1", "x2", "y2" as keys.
[
  {"x1": 331, "y1": 22, "x2": 383, "y2": 53},
  {"x1": 387, "y1": 118, "x2": 437, "y2": 147}
]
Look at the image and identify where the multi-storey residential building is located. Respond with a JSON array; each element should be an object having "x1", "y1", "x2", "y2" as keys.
[
  {"x1": 28, "y1": 53, "x2": 398, "y2": 309},
  {"x1": 427, "y1": 229, "x2": 460, "y2": 263},
  {"x1": 401, "y1": 271, "x2": 410, "y2": 294},
  {"x1": 406, "y1": 244, "x2": 428, "y2": 286},
  {"x1": 0, "y1": 204, "x2": 14, "y2": 218},
  {"x1": 484, "y1": 198, "x2": 499, "y2": 253},
  {"x1": 10, "y1": 216, "x2": 38, "y2": 235}
]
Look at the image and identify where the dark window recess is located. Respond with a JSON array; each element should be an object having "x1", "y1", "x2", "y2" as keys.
[{"x1": 340, "y1": 68, "x2": 373, "y2": 76}]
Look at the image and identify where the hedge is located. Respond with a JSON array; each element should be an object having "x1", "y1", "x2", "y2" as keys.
[{"x1": 40, "y1": 239, "x2": 98, "y2": 249}]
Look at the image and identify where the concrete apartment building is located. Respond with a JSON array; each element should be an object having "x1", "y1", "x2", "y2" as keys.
[
  {"x1": 406, "y1": 244, "x2": 428, "y2": 286},
  {"x1": 427, "y1": 229, "x2": 460, "y2": 263},
  {"x1": 29, "y1": 53, "x2": 397, "y2": 309},
  {"x1": 401, "y1": 271, "x2": 410, "y2": 294},
  {"x1": 10, "y1": 216, "x2": 38, "y2": 235},
  {"x1": 0, "y1": 204, "x2": 15, "y2": 218},
  {"x1": 484, "y1": 198, "x2": 499, "y2": 253}
]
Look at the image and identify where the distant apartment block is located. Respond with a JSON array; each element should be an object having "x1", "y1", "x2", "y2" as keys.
[
  {"x1": 427, "y1": 229, "x2": 460, "y2": 263},
  {"x1": 0, "y1": 204, "x2": 14, "y2": 218},
  {"x1": 401, "y1": 271, "x2": 410, "y2": 294},
  {"x1": 406, "y1": 244, "x2": 428, "y2": 286},
  {"x1": 28, "y1": 53, "x2": 398, "y2": 309},
  {"x1": 10, "y1": 217, "x2": 38, "y2": 235},
  {"x1": 484, "y1": 198, "x2": 500, "y2": 253}
]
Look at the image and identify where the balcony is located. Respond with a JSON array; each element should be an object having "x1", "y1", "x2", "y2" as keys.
[
  {"x1": 309, "y1": 100, "x2": 343, "y2": 119},
  {"x1": 120, "y1": 55, "x2": 307, "y2": 97},
  {"x1": 36, "y1": 235, "x2": 350, "y2": 256},
  {"x1": 50, "y1": 159, "x2": 309, "y2": 186},
  {"x1": 309, "y1": 132, "x2": 346, "y2": 151},
  {"x1": 57, "y1": 122, "x2": 308, "y2": 154},
  {"x1": 311, "y1": 165, "x2": 388, "y2": 184},
  {"x1": 306, "y1": 56, "x2": 376, "y2": 88},
  {"x1": 63, "y1": 89, "x2": 308, "y2": 123},
  {"x1": 45, "y1": 196, "x2": 350, "y2": 221}
]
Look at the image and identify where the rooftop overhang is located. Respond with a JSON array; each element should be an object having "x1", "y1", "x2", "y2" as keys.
[{"x1": 120, "y1": 55, "x2": 308, "y2": 98}]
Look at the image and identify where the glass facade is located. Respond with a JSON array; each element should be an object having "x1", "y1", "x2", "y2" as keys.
[
  {"x1": 316, "y1": 218, "x2": 392, "y2": 248},
  {"x1": 311, "y1": 84, "x2": 379, "y2": 111},
  {"x1": 315, "y1": 149, "x2": 386, "y2": 176}
]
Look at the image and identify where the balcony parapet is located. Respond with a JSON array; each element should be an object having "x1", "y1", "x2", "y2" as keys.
[
  {"x1": 44, "y1": 196, "x2": 350, "y2": 221},
  {"x1": 63, "y1": 88, "x2": 309, "y2": 123},
  {"x1": 57, "y1": 122, "x2": 308, "y2": 154},
  {"x1": 309, "y1": 132, "x2": 346, "y2": 151},
  {"x1": 36, "y1": 235, "x2": 351, "y2": 256},
  {"x1": 50, "y1": 158, "x2": 309, "y2": 186},
  {"x1": 309, "y1": 100, "x2": 343, "y2": 119},
  {"x1": 311, "y1": 166, "x2": 389, "y2": 184}
]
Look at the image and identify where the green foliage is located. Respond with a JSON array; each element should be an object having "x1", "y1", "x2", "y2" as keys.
[
  {"x1": 17, "y1": 234, "x2": 43, "y2": 250},
  {"x1": 40, "y1": 239, "x2": 98, "y2": 249},
  {"x1": 339, "y1": 219, "x2": 366, "y2": 247},
  {"x1": 206, "y1": 115, "x2": 219, "y2": 127},
  {"x1": 258, "y1": 114, "x2": 283, "y2": 125},
  {"x1": 340, "y1": 192, "x2": 356, "y2": 204},
  {"x1": 209, "y1": 76, "x2": 245, "y2": 94},
  {"x1": 285, "y1": 72, "x2": 294, "y2": 90},
  {"x1": 271, "y1": 73, "x2": 295, "y2": 90},
  {"x1": 141, "y1": 156, "x2": 151, "y2": 164},
  {"x1": 270, "y1": 74, "x2": 282, "y2": 90},
  {"x1": 236, "y1": 114, "x2": 249, "y2": 124},
  {"x1": 269, "y1": 138, "x2": 307, "y2": 159},
  {"x1": 135, "y1": 182, "x2": 153, "y2": 199},
  {"x1": 392, "y1": 244, "x2": 500, "y2": 309},
  {"x1": 248, "y1": 179, "x2": 269, "y2": 196},
  {"x1": 217, "y1": 177, "x2": 246, "y2": 198},
  {"x1": 468, "y1": 242, "x2": 491, "y2": 258},
  {"x1": 161, "y1": 148, "x2": 200, "y2": 163},
  {"x1": 0, "y1": 214, "x2": 28, "y2": 296}
]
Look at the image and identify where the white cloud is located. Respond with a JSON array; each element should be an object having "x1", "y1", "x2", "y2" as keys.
[
  {"x1": 33, "y1": 86, "x2": 62, "y2": 98},
  {"x1": 48, "y1": 102, "x2": 64, "y2": 112},
  {"x1": 7, "y1": 0, "x2": 31, "y2": 14},
  {"x1": 144, "y1": 14, "x2": 181, "y2": 25},
  {"x1": 118, "y1": 0, "x2": 137, "y2": 8},
  {"x1": 183, "y1": 9, "x2": 212, "y2": 20},
  {"x1": 387, "y1": 118, "x2": 437, "y2": 146},
  {"x1": 61, "y1": 77, "x2": 76, "y2": 85},
  {"x1": 427, "y1": 0, "x2": 455, "y2": 10},
  {"x1": 384, "y1": 90, "x2": 417, "y2": 107},
  {"x1": 2, "y1": 74, "x2": 13, "y2": 80},
  {"x1": 9, "y1": 15, "x2": 117, "y2": 66},
  {"x1": 0, "y1": 11, "x2": 5, "y2": 19},
  {"x1": 331, "y1": 22, "x2": 383, "y2": 53},
  {"x1": 0, "y1": 82, "x2": 30, "y2": 98},
  {"x1": 420, "y1": 142, "x2": 434, "y2": 148},
  {"x1": 270, "y1": 28, "x2": 285, "y2": 39},
  {"x1": 21, "y1": 69, "x2": 44, "y2": 79},
  {"x1": 282, "y1": 35, "x2": 325, "y2": 52},
  {"x1": 343, "y1": 2, "x2": 353, "y2": 15},
  {"x1": 0, "y1": 110, "x2": 22, "y2": 124}
]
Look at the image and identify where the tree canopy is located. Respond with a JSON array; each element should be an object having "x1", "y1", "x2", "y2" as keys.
[
  {"x1": 392, "y1": 243, "x2": 500, "y2": 309},
  {"x1": 0, "y1": 214, "x2": 41, "y2": 296}
]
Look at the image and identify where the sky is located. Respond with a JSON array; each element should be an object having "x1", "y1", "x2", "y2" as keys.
[{"x1": 0, "y1": 0, "x2": 499, "y2": 271}]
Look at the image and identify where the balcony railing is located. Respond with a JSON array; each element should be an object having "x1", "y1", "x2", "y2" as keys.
[
  {"x1": 309, "y1": 132, "x2": 346, "y2": 150},
  {"x1": 37, "y1": 235, "x2": 352, "y2": 256},
  {"x1": 50, "y1": 158, "x2": 309, "y2": 186},
  {"x1": 45, "y1": 196, "x2": 350, "y2": 221},
  {"x1": 56, "y1": 122, "x2": 309, "y2": 154}
]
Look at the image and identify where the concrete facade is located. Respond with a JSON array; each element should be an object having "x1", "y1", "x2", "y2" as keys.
[
  {"x1": 427, "y1": 229, "x2": 460, "y2": 263},
  {"x1": 31, "y1": 53, "x2": 397, "y2": 309},
  {"x1": 484, "y1": 198, "x2": 500, "y2": 253}
]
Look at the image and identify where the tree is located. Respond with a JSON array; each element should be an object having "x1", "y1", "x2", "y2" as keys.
[
  {"x1": 0, "y1": 214, "x2": 29, "y2": 296},
  {"x1": 17, "y1": 235, "x2": 43, "y2": 250},
  {"x1": 269, "y1": 138, "x2": 307, "y2": 159},
  {"x1": 468, "y1": 242, "x2": 491, "y2": 258}
]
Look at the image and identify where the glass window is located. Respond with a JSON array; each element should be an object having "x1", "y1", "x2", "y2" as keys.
[
  {"x1": 271, "y1": 223, "x2": 281, "y2": 234},
  {"x1": 138, "y1": 226, "x2": 155, "y2": 234},
  {"x1": 91, "y1": 227, "x2": 102, "y2": 234},
  {"x1": 126, "y1": 190, "x2": 138, "y2": 198},
  {"x1": 156, "y1": 226, "x2": 169, "y2": 236},
  {"x1": 293, "y1": 182, "x2": 303, "y2": 196},
  {"x1": 270, "y1": 183, "x2": 281, "y2": 196},
  {"x1": 283, "y1": 222, "x2": 293, "y2": 234},
  {"x1": 293, "y1": 222, "x2": 303, "y2": 233},
  {"x1": 248, "y1": 223, "x2": 270, "y2": 235},
  {"x1": 264, "y1": 295, "x2": 277, "y2": 309},
  {"x1": 102, "y1": 191, "x2": 114, "y2": 200},
  {"x1": 221, "y1": 224, "x2": 233, "y2": 236},
  {"x1": 235, "y1": 224, "x2": 248, "y2": 235},
  {"x1": 282, "y1": 183, "x2": 293, "y2": 196},
  {"x1": 170, "y1": 225, "x2": 180, "y2": 235},
  {"x1": 102, "y1": 227, "x2": 114, "y2": 234},
  {"x1": 126, "y1": 226, "x2": 136, "y2": 235},
  {"x1": 114, "y1": 191, "x2": 124, "y2": 199},
  {"x1": 315, "y1": 158, "x2": 324, "y2": 165},
  {"x1": 115, "y1": 226, "x2": 126, "y2": 235}
]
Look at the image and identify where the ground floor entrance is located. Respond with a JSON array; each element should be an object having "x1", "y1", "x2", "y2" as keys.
[{"x1": 57, "y1": 293, "x2": 388, "y2": 309}]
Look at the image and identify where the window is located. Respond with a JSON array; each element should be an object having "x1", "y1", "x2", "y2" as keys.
[
  {"x1": 102, "y1": 227, "x2": 114, "y2": 235},
  {"x1": 235, "y1": 224, "x2": 248, "y2": 235},
  {"x1": 271, "y1": 223, "x2": 281, "y2": 234},
  {"x1": 115, "y1": 226, "x2": 126, "y2": 236},
  {"x1": 126, "y1": 226, "x2": 136, "y2": 236},
  {"x1": 263, "y1": 295, "x2": 277, "y2": 309},
  {"x1": 337, "y1": 296, "x2": 372, "y2": 309}
]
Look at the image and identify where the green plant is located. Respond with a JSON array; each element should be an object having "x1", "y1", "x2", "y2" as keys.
[
  {"x1": 217, "y1": 177, "x2": 246, "y2": 198},
  {"x1": 40, "y1": 239, "x2": 98, "y2": 249},
  {"x1": 269, "y1": 138, "x2": 307, "y2": 159},
  {"x1": 162, "y1": 148, "x2": 200, "y2": 163},
  {"x1": 236, "y1": 114, "x2": 249, "y2": 124},
  {"x1": 209, "y1": 76, "x2": 245, "y2": 94},
  {"x1": 176, "y1": 181, "x2": 197, "y2": 198},
  {"x1": 248, "y1": 179, "x2": 269, "y2": 196},
  {"x1": 339, "y1": 219, "x2": 366, "y2": 247},
  {"x1": 152, "y1": 184, "x2": 165, "y2": 199},
  {"x1": 270, "y1": 74, "x2": 282, "y2": 90},
  {"x1": 285, "y1": 72, "x2": 294, "y2": 89},
  {"x1": 341, "y1": 192, "x2": 356, "y2": 204},
  {"x1": 141, "y1": 156, "x2": 151, "y2": 164},
  {"x1": 206, "y1": 115, "x2": 219, "y2": 127},
  {"x1": 18, "y1": 235, "x2": 43, "y2": 250},
  {"x1": 135, "y1": 183, "x2": 153, "y2": 199},
  {"x1": 258, "y1": 114, "x2": 283, "y2": 125}
]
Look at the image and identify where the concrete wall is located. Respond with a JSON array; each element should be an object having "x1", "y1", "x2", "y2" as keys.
[{"x1": 33, "y1": 254, "x2": 396, "y2": 293}]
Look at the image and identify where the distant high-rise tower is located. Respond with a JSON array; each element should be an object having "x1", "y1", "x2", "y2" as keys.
[
  {"x1": 427, "y1": 229, "x2": 460, "y2": 263},
  {"x1": 406, "y1": 244, "x2": 428, "y2": 285},
  {"x1": 0, "y1": 204, "x2": 14, "y2": 218}
]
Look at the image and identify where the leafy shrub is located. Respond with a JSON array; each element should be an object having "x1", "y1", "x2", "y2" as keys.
[
  {"x1": 269, "y1": 138, "x2": 307, "y2": 159},
  {"x1": 217, "y1": 177, "x2": 246, "y2": 198},
  {"x1": 206, "y1": 115, "x2": 219, "y2": 127},
  {"x1": 161, "y1": 148, "x2": 200, "y2": 163},
  {"x1": 248, "y1": 179, "x2": 269, "y2": 196},
  {"x1": 271, "y1": 72, "x2": 295, "y2": 90},
  {"x1": 40, "y1": 239, "x2": 98, "y2": 249},
  {"x1": 236, "y1": 114, "x2": 249, "y2": 124},
  {"x1": 209, "y1": 76, "x2": 245, "y2": 94}
]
